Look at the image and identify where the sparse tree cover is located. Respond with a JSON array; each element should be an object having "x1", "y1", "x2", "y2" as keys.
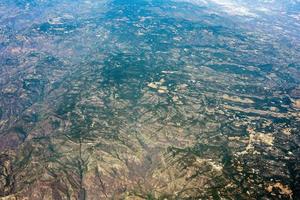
[{"x1": 0, "y1": 0, "x2": 300, "y2": 199}]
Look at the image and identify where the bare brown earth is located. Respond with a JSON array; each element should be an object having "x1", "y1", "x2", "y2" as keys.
[{"x1": 0, "y1": 0, "x2": 300, "y2": 199}]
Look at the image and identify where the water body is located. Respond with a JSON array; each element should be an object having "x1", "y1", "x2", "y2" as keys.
[{"x1": 0, "y1": 0, "x2": 300, "y2": 199}]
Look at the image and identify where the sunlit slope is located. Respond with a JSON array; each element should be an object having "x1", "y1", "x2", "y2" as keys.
[{"x1": 0, "y1": 0, "x2": 300, "y2": 199}]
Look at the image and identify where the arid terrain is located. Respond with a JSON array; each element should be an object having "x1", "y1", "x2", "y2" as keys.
[{"x1": 0, "y1": 0, "x2": 300, "y2": 199}]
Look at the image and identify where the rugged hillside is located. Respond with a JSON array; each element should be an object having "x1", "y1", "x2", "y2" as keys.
[{"x1": 0, "y1": 0, "x2": 300, "y2": 199}]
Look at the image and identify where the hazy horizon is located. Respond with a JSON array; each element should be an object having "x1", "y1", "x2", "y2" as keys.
[{"x1": 0, "y1": 0, "x2": 299, "y2": 199}]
